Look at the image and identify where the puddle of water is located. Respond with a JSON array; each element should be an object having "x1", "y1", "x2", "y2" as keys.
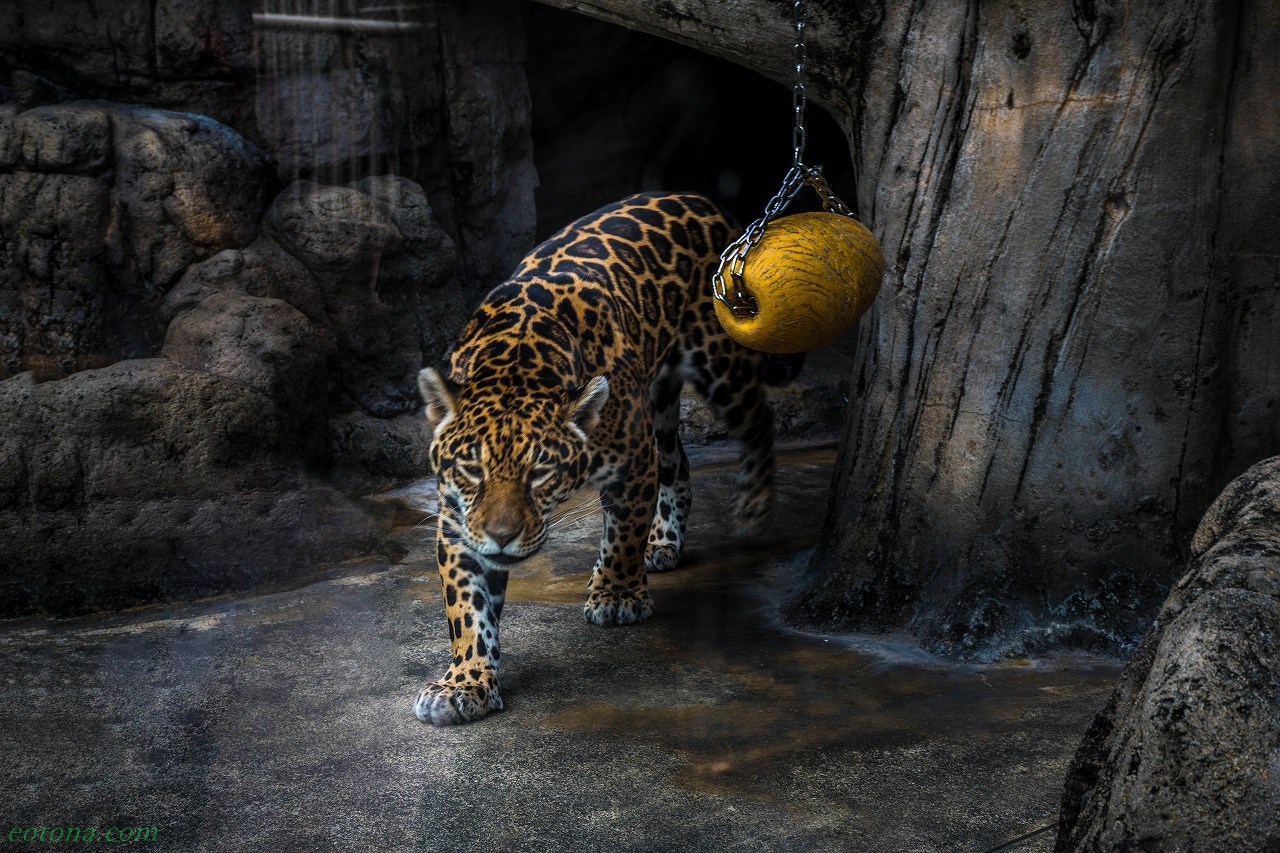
[{"x1": 533, "y1": 587, "x2": 1120, "y2": 804}]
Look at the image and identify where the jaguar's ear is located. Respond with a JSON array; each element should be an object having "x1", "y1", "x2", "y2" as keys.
[
  {"x1": 418, "y1": 368, "x2": 458, "y2": 429},
  {"x1": 568, "y1": 375, "x2": 610, "y2": 435}
]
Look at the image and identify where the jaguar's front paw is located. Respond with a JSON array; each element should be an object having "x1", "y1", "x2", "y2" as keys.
[
  {"x1": 645, "y1": 540, "x2": 682, "y2": 573},
  {"x1": 583, "y1": 584, "x2": 653, "y2": 626},
  {"x1": 413, "y1": 674, "x2": 503, "y2": 726}
]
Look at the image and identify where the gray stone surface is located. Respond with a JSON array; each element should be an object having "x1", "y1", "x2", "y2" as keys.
[
  {"x1": 162, "y1": 175, "x2": 463, "y2": 486},
  {"x1": 1057, "y1": 456, "x2": 1280, "y2": 852},
  {"x1": 352, "y1": 175, "x2": 458, "y2": 295},
  {"x1": 431, "y1": 1, "x2": 538, "y2": 290},
  {"x1": 0, "y1": 0, "x2": 258, "y2": 135},
  {"x1": 253, "y1": 12, "x2": 436, "y2": 183},
  {"x1": 265, "y1": 182, "x2": 403, "y2": 276},
  {"x1": 0, "y1": 101, "x2": 270, "y2": 379},
  {"x1": 0, "y1": 162, "x2": 467, "y2": 615},
  {"x1": 0, "y1": 359, "x2": 377, "y2": 617},
  {"x1": 161, "y1": 236, "x2": 329, "y2": 326},
  {"x1": 0, "y1": 448, "x2": 1118, "y2": 851},
  {"x1": 254, "y1": 0, "x2": 537, "y2": 295},
  {"x1": 327, "y1": 411, "x2": 433, "y2": 492},
  {"x1": 260, "y1": 178, "x2": 463, "y2": 420},
  {"x1": 163, "y1": 291, "x2": 334, "y2": 462}
]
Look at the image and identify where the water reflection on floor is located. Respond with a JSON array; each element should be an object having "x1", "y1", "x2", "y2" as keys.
[{"x1": 0, "y1": 446, "x2": 1119, "y2": 852}]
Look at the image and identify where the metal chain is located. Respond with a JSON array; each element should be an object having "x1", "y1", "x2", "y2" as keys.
[
  {"x1": 791, "y1": 0, "x2": 808, "y2": 167},
  {"x1": 712, "y1": 0, "x2": 856, "y2": 318}
]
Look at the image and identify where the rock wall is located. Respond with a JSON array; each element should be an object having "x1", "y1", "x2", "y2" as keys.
[
  {"x1": 0, "y1": 101, "x2": 456, "y2": 614},
  {"x1": 165, "y1": 176, "x2": 461, "y2": 478},
  {"x1": 255, "y1": 0, "x2": 538, "y2": 295},
  {"x1": 0, "y1": 101, "x2": 270, "y2": 379},
  {"x1": 0, "y1": 360, "x2": 379, "y2": 617},
  {"x1": 0, "y1": 0, "x2": 258, "y2": 135},
  {"x1": 1056, "y1": 456, "x2": 1280, "y2": 851}
]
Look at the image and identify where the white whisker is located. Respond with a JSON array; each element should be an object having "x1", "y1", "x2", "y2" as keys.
[
  {"x1": 548, "y1": 503, "x2": 602, "y2": 529},
  {"x1": 409, "y1": 512, "x2": 443, "y2": 532}
]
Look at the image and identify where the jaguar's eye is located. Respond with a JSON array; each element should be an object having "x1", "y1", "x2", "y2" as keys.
[
  {"x1": 454, "y1": 459, "x2": 484, "y2": 482},
  {"x1": 530, "y1": 456, "x2": 555, "y2": 487}
]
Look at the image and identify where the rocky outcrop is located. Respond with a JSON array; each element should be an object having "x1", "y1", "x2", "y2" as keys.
[
  {"x1": 1056, "y1": 456, "x2": 1280, "y2": 851},
  {"x1": 261, "y1": 179, "x2": 458, "y2": 418},
  {"x1": 163, "y1": 291, "x2": 333, "y2": 463},
  {"x1": 164, "y1": 176, "x2": 460, "y2": 485},
  {"x1": 326, "y1": 411, "x2": 432, "y2": 493},
  {"x1": 0, "y1": 101, "x2": 270, "y2": 379},
  {"x1": 0, "y1": 360, "x2": 378, "y2": 617},
  {"x1": 252, "y1": 0, "x2": 536, "y2": 295},
  {"x1": 0, "y1": 127, "x2": 458, "y2": 614}
]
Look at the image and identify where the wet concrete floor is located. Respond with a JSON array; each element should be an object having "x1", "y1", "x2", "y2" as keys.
[{"x1": 0, "y1": 446, "x2": 1121, "y2": 852}]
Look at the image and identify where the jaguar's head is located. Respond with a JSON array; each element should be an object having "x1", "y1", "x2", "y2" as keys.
[{"x1": 418, "y1": 367, "x2": 609, "y2": 564}]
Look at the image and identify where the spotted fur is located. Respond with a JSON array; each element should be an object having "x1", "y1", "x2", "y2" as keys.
[{"x1": 413, "y1": 192, "x2": 793, "y2": 726}]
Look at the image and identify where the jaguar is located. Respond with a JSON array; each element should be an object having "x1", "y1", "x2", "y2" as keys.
[{"x1": 413, "y1": 191, "x2": 799, "y2": 725}]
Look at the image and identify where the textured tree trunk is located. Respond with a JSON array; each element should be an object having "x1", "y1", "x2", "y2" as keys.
[{"x1": 533, "y1": 0, "x2": 1280, "y2": 657}]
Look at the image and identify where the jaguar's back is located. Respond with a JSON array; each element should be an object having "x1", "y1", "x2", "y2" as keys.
[{"x1": 451, "y1": 192, "x2": 737, "y2": 387}]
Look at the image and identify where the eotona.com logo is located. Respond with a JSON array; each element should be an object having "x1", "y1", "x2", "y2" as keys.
[{"x1": 7, "y1": 826, "x2": 159, "y2": 843}]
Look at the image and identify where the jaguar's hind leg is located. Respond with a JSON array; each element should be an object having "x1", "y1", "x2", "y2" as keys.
[
  {"x1": 646, "y1": 365, "x2": 690, "y2": 572},
  {"x1": 690, "y1": 359, "x2": 775, "y2": 540}
]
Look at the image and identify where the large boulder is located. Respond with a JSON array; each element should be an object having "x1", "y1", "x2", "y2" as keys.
[
  {"x1": 174, "y1": 178, "x2": 462, "y2": 419},
  {"x1": 264, "y1": 182, "x2": 403, "y2": 277},
  {"x1": 0, "y1": 360, "x2": 377, "y2": 617},
  {"x1": 161, "y1": 176, "x2": 460, "y2": 487},
  {"x1": 1056, "y1": 456, "x2": 1280, "y2": 851},
  {"x1": 352, "y1": 175, "x2": 458, "y2": 293},
  {"x1": 163, "y1": 292, "x2": 333, "y2": 462},
  {"x1": 161, "y1": 236, "x2": 328, "y2": 325},
  {"x1": 327, "y1": 411, "x2": 432, "y2": 492},
  {"x1": 0, "y1": 101, "x2": 269, "y2": 379}
]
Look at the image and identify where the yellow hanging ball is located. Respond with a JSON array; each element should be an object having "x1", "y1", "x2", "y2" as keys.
[{"x1": 714, "y1": 212, "x2": 884, "y2": 354}]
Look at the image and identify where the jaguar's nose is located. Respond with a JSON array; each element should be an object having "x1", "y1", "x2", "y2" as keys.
[{"x1": 485, "y1": 521, "x2": 520, "y2": 549}]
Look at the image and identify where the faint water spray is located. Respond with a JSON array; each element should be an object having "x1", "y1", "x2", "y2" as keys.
[{"x1": 253, "y1": 0, "x2": 432, "y2": 186}]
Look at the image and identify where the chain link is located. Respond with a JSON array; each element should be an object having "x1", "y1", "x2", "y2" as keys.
[
  {"x1": 791, "y1": 0, "x2": 808, "y2": 166},
  {"x1": 712, "y1": 0, "x2": 857, "y2": 318}
]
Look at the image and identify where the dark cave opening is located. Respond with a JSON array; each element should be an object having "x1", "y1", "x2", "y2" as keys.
[{"x1": 523, "y1": 2, "x2": 857, "y2": 240}]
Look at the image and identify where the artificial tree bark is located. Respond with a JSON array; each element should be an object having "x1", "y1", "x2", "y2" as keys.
[{"x1": 533, "y1": 0, "x2": 1280, "y2": 657}]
